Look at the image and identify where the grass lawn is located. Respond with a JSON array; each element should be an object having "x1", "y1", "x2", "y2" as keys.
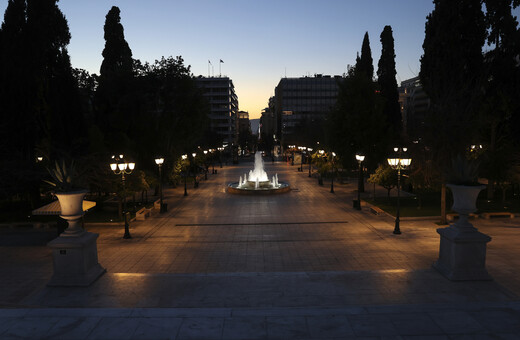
[
  {"x1": 0, "y1": 197, "x2": 155, "y2": 224},
  {"x1": 365, "y1": 191, "x2": 520, "y2": 218}
]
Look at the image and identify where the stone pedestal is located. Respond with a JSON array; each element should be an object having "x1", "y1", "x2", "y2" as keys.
[
  {"x1": 434, "y1": 184, "x2": 492, "y2": 281},
  {"x1": 433, "y1": 226, "x2": 492, "y2": 280},
  {"x1": 47, "y1": 231, "x2": 106, "y2": 286}
]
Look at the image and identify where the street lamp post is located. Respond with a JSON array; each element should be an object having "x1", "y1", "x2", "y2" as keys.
[
  {"x1": 203, "y1": 150, "x2": 208, "y2": 180},
  {"x1": 110, "y1": 155, "x2": 135, "y2": 239},
  {"x1": 154, "y1": 157, "x2": 165, "y2": 213},
  {"x1": 210, "y1": 149, "x2": 216, "y2": 174},
  {"x1": 387, "y1": 148, "x2": 412, "y2": 235},
  {"x1": 192, "y1": 153, "x2": 199, "y2": 188},
  {"x1": 181, "y1": 154, "x2": 188, "y2": 196},
  {"x1": 318, "y1": 150, "x2": 325, "y2": 185},
  {"x1": 307, "y1": 147, "x2": 313, "y2": 177},
  {"x1": 330, "y1": 152, "x2": 336, "y2": 193},
  {"x1": 354, "y1": 154, "x2": 365, "y2": 210}
]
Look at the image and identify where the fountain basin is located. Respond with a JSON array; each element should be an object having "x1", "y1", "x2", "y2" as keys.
[{"x1": 227, "y1": 181, "x2": 291, "y2": 195}]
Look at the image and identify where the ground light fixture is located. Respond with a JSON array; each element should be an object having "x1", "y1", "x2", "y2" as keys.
[
  {"x1": 355, "y1": 154, "x2": 365, "y2": 210},
  {"x1": 387, "y1": 148, "x2": 411, "y2": 235},
  {"x1": 110, "y1": 155, "x2": 135, "y2": 239},
  {"x1": 155, "y1": 157, "x2": 166, "y2": 213}
]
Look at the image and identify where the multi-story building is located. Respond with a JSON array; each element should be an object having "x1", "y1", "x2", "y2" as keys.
[
  {"x1": 194, "y1": 76, "x2": 238, "y2": 145},
  {"x1": 237, "y1": 111, "x2": 252, "y2": 153},
  {"x1": 274, "y1": 75, "x2": 342, "y2": 145},
  {"x1": 399, "y1": 76, "x2": 430, "y2": 140}
]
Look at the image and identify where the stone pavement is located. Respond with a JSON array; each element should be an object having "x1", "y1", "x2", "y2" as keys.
[{"x1": 2, "y1": 159, "x2": 520, "y2": 338}]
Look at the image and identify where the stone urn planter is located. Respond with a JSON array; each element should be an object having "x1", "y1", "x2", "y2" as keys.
[
  {"x1": 47, "y1": 189, "x2": 106, "y2": 286},
  {"x1": 55, "y1": 189, "x2": 88, "y2": 237},
  {"x1": 433, "y1": 184, "x2": 492, "y2": 280},
  {"x1": 44, "y1": 160, "x2": 106, "y2": 286}
]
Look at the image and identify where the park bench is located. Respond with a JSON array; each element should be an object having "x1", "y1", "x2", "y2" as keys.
[
  {"x1": 135, "y1": 207, "x2": 151, "y2": 221},
  {"x1": 480, "y1": 212, "x2": 515, "y2": 219},
  {"x1": 446, "y1": 213, "x2": 478, "y2": 222},
  {"x1": 153, "y1": 199, "x2": 161, "y2": 210},
  {"x1": 370, "y1": 206, "x2": 384, "y2": 215}
]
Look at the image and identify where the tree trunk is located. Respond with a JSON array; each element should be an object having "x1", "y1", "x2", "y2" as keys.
[{"x1": 440, "y1": 183, "x2": 447, "y2": 224}]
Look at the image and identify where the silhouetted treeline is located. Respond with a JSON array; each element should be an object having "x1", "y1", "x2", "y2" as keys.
[{"x1": 0, "y1": 2, "x2": 210, "y2": 205}]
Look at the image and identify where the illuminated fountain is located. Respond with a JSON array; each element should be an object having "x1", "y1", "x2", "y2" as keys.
[{"x1": 227, "y1": 152, "x2": 290, "y2": 194}]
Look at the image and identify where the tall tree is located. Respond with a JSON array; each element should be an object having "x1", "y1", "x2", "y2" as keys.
[
  {"x1": 377, "y1": 25, "x2": 402, "y2": 143},
  {"x1": 26, "y1": 0, "x2": 85, "y2": 158},
  {"x1": 328, "y1": 66, "x2": 388, "y2": 171},
  {"x1": 95, "y1": 6, "x2": 134, "y2": 153},
  {"x1": 355, "y1": 32, "x2": 374, "y2": 80},
  {"x1": 480, "y1": 0, "x2": 520, "y2": 199},
  {"x1": 0, "y1": 0, "x2": 85, "y2": 203},
  {"x1": 420, "y1": 0, "x2": 486, "y2": 223}
]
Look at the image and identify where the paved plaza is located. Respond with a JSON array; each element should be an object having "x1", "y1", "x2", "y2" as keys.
[{"x1": 2, "y1": 159, "x2": 520, "y2": 338}]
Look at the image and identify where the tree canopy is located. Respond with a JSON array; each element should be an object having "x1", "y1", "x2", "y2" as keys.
[{"x1": 377, "y1": 25, "x2": 401, "y2": 143}]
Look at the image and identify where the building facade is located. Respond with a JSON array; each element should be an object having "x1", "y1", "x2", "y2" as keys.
[
  {"x1": 274, "y1": 75, "x2": 342, "y2": 145},
  {"x1": 398, "y1": 76, "x2": 430, "y2": 140},
  {"x1": 194, "y1": 76, "x2": 239, "y2": 145}
]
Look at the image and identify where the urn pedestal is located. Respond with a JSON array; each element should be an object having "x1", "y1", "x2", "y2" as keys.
[
  {"x1": 433, "y1": 184, "x2": 492, "y2": 281},
  {"x1": 47, "y1": 190, "x2": 106, "y2": 286}
]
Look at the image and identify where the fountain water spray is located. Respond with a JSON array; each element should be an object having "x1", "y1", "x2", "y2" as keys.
[{"x1": 228, "y1": 151, "x2": 290, "y2": 194}]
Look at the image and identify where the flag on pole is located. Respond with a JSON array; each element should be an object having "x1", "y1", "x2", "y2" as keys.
[
  {"x1": 220, "y1": 59, "x2": 224, "y2": 63},
  {"x1": 208, "y1": 60, "x2": 212, "y2": 65}
]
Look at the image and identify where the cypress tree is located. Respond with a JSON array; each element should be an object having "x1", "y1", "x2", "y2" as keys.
[
  {"x1": 95, "y1": 6, "x2": 134, "y2": 152},
  {"x1": 0, "y1": 0, "x2": 85, "y2": 203},
  {"x1": 26, "y1": 0, "x2": 85, "y2": 159},
  {"x1": 0, "y1": 0, "x2": 28, "y2": 159},
  {"x1": 377, "y1": 25, "x2": 402, "y2": 143},
  {"x1": 355, "y1": 32, "x2": 374, "y2": 80},
  {"x1": 480, "y1": 0, "x2": 520, "y2": 199},
  {"x1": 420, "y1": 0, "x2": 486, "y2": 223},
  {"x1": 99, "y1": 6, "x2": 133, "y2": 84}
]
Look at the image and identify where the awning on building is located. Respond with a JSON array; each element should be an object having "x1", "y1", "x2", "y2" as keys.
[{"x1": 31, "y1": 200, "x2": 96, "y2": 216}]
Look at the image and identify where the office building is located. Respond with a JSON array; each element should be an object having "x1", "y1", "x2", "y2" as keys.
[
  {"x1": 194, "y1": 76, "x2": 238, "y2": 145},
  {"x1": 274, "y1": 75, "x2": 342, "y2": 145}
]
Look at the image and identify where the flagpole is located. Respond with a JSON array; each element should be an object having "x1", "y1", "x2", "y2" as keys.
[{"x1": 208, "y1": 60, "x2": 210, "y2": 77}]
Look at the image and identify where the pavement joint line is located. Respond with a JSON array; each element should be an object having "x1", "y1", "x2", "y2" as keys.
[
  {"x1": 4, "y1": 301, "x2": 520, "y2": 318},
  {"x1": 175, "y1": 221, "x2": 349, "y2": 226}
]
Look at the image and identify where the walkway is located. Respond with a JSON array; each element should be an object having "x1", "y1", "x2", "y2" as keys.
[{"x1": 1, "y1": 159, "x2": 520, "y2": 338}]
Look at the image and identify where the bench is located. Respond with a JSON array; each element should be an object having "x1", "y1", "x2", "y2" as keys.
[
  {"x1": 446, "y1": 213, "x2": 478, "y2": 222},
  {"x1": 135, "y1": 207, "x2": 151, "y2": 221},
  {"x1": 370, "y1": 206, "x2": 384, "y2": 215},
  {"x1": 481, "y1": 212, "x2": 515, "y2": 219},
  {"x1": 153, "y1": 199, "x2": 161, "y2": 210}
]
